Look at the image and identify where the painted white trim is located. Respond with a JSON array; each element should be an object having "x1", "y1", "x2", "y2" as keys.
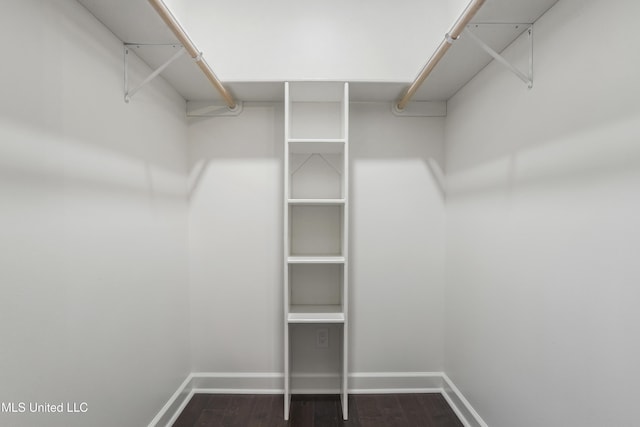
[
  {"x1": 164, "y1": 389, "x2": 195, "y2": 427},
  {"x1": 190, "y1": 372, "x2": 285, "y2": 395},
  {"x1": 291, "y1": 372, "x2": 341, "y2": 394},
  {"x1": 292, "y1": 388, "x2": 342, "y2": 394},
  {"x1": 148, "y1": 371, "x2": 487, "y2": 427},
  {"x1": 191, "y1": 372, "x2": 283, "y2": 378},
  {"x1": 442, "y1": 373, "x2": 489, "y2": 427},
  {"x1": 350, "y1": 388, "x2": 443, "y2": 394},
  {"x1": 350, "y1": 371, "x2": 444, "y2": 377},
  {"x1": 349, "y1": 371, "x2": 444, "y2": 392},
  {"x1": 442, "y1": 390, "x2": 473, "y2": 427},
  {"x1": 147, "y1": 374, "x2": 194, "y2": 427},
  {"x1": 291, "y1": 372, "x2": 339, "y2": 378},
  {"x1": 193, "y1": 388, "x2": 284, "y2": 394}
]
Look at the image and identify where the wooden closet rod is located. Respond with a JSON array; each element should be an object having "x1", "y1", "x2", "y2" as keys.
[
  {"x1": 396, "y1": 0, "x2": 486, "y2": 111},
  {"x1": 147, "y1": 0, "x2": 237, "y2": 109}
]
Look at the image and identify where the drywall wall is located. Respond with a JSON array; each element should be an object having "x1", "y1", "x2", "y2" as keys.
[
  {"x1": 0, "y1": 1, "x2": 190, "y2": 426},
  {"x1": 163, "y1": 0, "x2": 187, "y2": 24},
  {"x1": 446, "y1": 0, "x2": 472, "y2": 25},
  {"x1": 350, "y1": 103, "x2": 446, "y2": 375},
  {"x1": 444, "y1": 0, "x2": 640, "y2": 425},
  {"x1": 188, "y1": 102, "x2": 446, "y2": 384},
  {"x1": 188, "y1": 104, "x2": 284, "y2": 375},
  {"x1": 179, "y1": 0, "x2": 450, "y2": 82}
]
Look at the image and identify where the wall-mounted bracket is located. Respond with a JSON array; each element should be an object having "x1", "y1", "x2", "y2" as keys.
[
  {"x1": 186, "y1": 100, "x2": 243, "y2": 117},
  {"x1": 463, "y1": 25, "x2": 533, "y2": 88},
  {"x1": 392, "y1": 101, "x2": 447, "y2": 117},
  {"x1": 124, "y1": 43, "x2": 186, "y2": 103}
]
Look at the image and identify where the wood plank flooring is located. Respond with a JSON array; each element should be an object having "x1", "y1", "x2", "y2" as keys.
[{"x1": 172, "y1": 393, "x2": 464, "y2": 427}]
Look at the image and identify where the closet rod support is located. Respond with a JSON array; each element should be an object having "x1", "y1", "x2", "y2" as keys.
[
  {"x1": 396, "y1": 0, "x2": 487, "y2": 110},
  {"x1": 124, "y1": 45, "x2": 186, "y2": 103},
  {"x1": 147, "y1": 0, "x2": 237, "y2": 110},
  {"x1": 463, "y1": 26, "x2": 533, "y2": 88}
]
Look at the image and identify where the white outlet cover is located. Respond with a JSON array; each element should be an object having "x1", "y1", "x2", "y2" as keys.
[{"x1": 316, "y1": 328, "x2": 329, "y2": 348}]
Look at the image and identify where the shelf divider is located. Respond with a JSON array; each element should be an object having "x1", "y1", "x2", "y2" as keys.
[
  {"x1": 288, "y1": 305, "x2": 345, "y2": 323},
  {"x1": 287, "y1": 255, "x2": 345, "y2": 264},
  {"x1": 288, "y1": 198, "x2": 345, "y2": 205}
]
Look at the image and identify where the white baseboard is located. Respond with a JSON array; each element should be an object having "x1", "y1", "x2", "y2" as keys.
[
  {"x1": 442, "y1": 373, "x2": 489, "y2": 427},
  {"x1": 349, "y1": 371, "x2": 443, "y2": 393},
  {"x1": 149, "y1": 371, "x2": 487, "y2": 427},
  {"x1": 147, "y1": 375, "x2": 194, "y2": 427},
  {"x1": 192, "y1": 372, "x2": 283, "y2": 393}
]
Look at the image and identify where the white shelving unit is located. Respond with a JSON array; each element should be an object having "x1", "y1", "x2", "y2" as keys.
[{"x1": 284, "y1": 82, "x2": 349, "y2": 420}]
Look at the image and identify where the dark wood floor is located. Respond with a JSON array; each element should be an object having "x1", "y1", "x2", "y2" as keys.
[{"x1": 172, "y1": 393, "x2": 464, "y2": 427}]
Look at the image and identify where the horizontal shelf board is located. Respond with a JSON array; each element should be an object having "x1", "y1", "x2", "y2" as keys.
[
  {"x1": 288, "y1": 198, "x2": 345, "y2": 205},
  {"x1": 288, "y1": 138, "x2": 346, "y2": 143},
  {"x1": 288, "y1": 140, "x2": 345, "y2": 154},
  {"x1": 288, "y1": 256, "x2": 345, "y2": 264},
  {"x1": 288, "y1": 305, "x2": 345, "y2": 323}
]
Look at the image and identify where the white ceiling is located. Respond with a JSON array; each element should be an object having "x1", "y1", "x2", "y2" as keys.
[{"x1": 77, "y1": 0, "x2": 559, "y2": 103}]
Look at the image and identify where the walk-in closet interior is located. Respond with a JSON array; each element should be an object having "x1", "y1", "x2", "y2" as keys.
[{"x1": 1, "y1": 0, "x2": 639, "y2": 426}]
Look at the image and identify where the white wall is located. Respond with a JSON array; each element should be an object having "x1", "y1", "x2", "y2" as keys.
[
  {"x1": 350, "y1": 103, "x2": 446, "y2": 374},
  {"x1": 446, "y1": 0, "x2": 472, "y2": 25},
  {"x1": 180, "y1": 0, "x2": 449, "y2": 82},
  {"x1": 0, "y1": 1, "x2": 190, "y2": 426},
  {"x1": 163, "y1": 0, "x2": 187, "y2": 24},
  {"x1": 444, "y1": 0, "x2": 640, "y2": 425},
  {"x1": 187, "y1": 102, "x2": 446, "y2": 382},
  {"x1": 188, "y1": 104, "x2": 284, "y2": 373}
]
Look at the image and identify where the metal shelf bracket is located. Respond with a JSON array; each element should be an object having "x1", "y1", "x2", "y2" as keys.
[
  {"x1": 463, "y1": 25, "x2": 533, "y2": 88},
  {"x1": 124, "y1": 44, "x2": 186, "y2": 103}
]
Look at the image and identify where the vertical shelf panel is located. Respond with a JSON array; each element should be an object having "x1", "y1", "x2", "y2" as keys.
[
  {"x1": 283, "y1": 82, "x2": 291, "y2": 420},
  {"x1": 341, "y1": 82, "x2": 349, "y2": 421}
]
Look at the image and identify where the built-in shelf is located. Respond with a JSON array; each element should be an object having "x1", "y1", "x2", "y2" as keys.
[
  {"x1": 288, "y1": 305, "x2": 345, "y2": 323},
  {"x1": 284, "y1": 81, "x2": 349, "y2": 421},
  {"x1": 78, "y1": 0, "x2": 559, "y2": 105},
  {"x1": 288, "y1": 138, "x2": 346, "y2": 143},
  {"x1": 288, "y1": 256, "x2": 345, "y2": 264},
  {"x1": 288, "y1": 199, "x2": 345, "y2": 205}
]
